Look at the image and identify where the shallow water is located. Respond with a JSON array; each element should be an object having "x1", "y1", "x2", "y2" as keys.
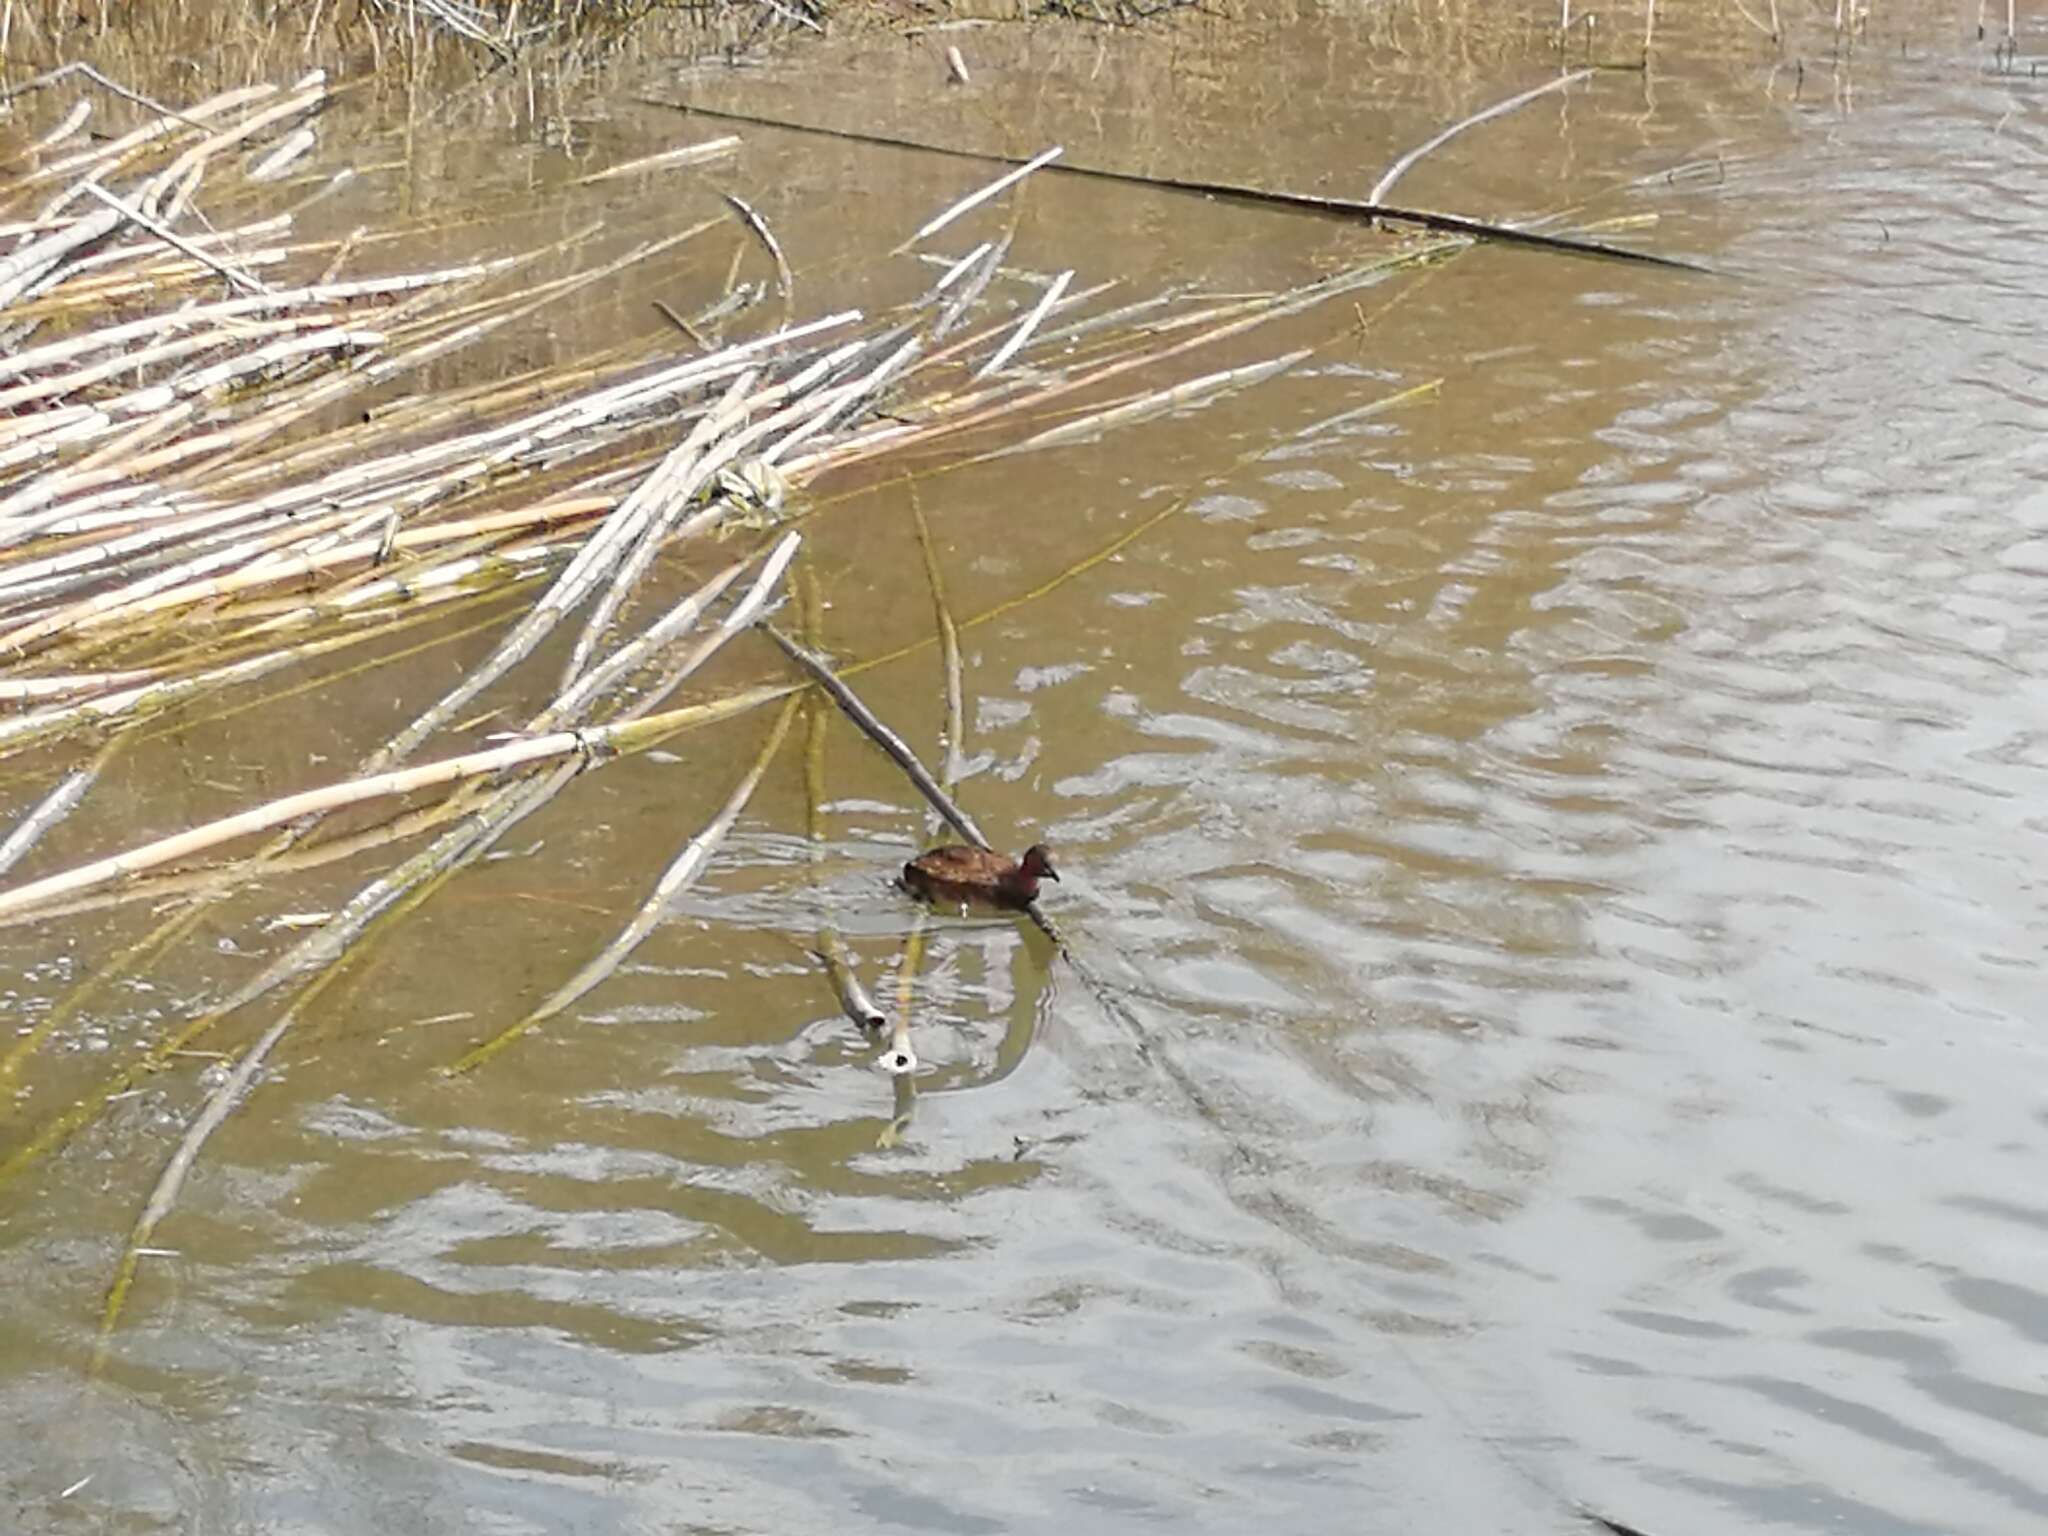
[{"x1": 5, "y1": 3, "x2": 2048, "y2": 1532}]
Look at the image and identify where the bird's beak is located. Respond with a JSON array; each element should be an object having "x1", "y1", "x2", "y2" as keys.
[{"x1": 1044, "y1": 867, "x2": 1060, "y2": 882}]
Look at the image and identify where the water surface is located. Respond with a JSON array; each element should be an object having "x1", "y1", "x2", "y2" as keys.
[{"x1": 4, "y1": 4, "x2": 2046, "y2": 1532}]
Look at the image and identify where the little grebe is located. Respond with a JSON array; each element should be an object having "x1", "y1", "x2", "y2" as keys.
[{"x1": 901, "y1": 843, "x2": 1058, "y2": 909}]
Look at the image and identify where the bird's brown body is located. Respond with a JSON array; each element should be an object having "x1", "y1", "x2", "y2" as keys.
[{"x1": 901, "y1": 843, "x2": 1058, "y2": 910}]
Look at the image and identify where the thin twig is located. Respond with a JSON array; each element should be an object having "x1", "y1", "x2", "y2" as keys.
[
  {"x1": 0, "y1": 61, "x2": 216, "y2": 131},
  {"x1": 721, "y1": 191, "x2": 793, "y2": 301},
  {"x1": 761, "y1": 624, "x2": 991, "y2": 851}
]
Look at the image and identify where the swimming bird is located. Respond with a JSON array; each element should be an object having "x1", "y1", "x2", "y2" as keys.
[{"x1": 900, "y1": 843, "x2": 1058, "y2": 910}]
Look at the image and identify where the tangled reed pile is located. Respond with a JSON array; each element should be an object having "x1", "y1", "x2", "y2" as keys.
[{"x1": 0, "y1": 65, "x2": 1443, "y2": 1285}]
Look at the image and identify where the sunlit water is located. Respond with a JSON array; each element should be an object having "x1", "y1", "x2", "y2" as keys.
[{"x1": 5, "y1": 5, "x2": 2047, "y2": 1532}]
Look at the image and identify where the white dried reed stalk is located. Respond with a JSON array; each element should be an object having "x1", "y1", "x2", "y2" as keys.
[
  {"x1": 975, "y1": 269, "x2": 1072, "y2": 378},
  {"x1": 572, "y1": 136, "x2": 741, "y2": 184},
  {"x1": 1370, "y1": 70, "x2": 1595, "y2": 207},
  {"x1": 906, "y1": 145, "x2": 1062, "y2": 246}
]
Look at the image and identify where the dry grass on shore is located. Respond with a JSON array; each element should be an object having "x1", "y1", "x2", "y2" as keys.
[{"x1": 0, "y1": 0, "x2": 1140, "y2": 73}]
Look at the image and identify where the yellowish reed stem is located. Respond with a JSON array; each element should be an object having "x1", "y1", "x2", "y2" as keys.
[{"x1": 444, "y1": 695, "x2": 802, "y2": 1075}]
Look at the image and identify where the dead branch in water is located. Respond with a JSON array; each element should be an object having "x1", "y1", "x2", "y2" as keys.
[
  {"x1": 641, "y1": 97, "x2": 1714, "y2": 273},
  {"x1": 762, "y1": 623, "x2": 991, "y2": 851}
]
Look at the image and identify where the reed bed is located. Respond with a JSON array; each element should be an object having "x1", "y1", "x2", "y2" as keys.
[
  {"x1": 0, "y1": 61, "x2": 1466, "y2": 1293},
  {"x1": 0, "y1": 89, "x2": 1303, "y2": 751}
]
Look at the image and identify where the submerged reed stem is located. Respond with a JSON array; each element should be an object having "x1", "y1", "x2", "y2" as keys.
[{"x1": 445, "y1": 694, "x2": 802, "y2": 1075}]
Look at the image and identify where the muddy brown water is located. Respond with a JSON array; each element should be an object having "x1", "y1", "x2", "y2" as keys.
[{"x1": 5, "y1": 4, "x2": 2048, "y2": 1532}]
